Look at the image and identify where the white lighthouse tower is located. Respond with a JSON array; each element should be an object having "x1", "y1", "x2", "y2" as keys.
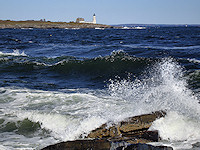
[{"x1": 92, "y1": 13, "x2": 96, "y2": 24}]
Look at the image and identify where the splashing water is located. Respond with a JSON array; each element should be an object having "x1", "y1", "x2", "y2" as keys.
[
  {"x1": 108, "y1": 58, "x2": 200, "y2": 149},
  {"x1": 108, "y1": 58, "x2": 200, "y2": 117}
]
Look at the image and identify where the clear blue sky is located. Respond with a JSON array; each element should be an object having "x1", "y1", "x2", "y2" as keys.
[{"x1": 0, "y1": 0, "x2": 199, "y2": 24}]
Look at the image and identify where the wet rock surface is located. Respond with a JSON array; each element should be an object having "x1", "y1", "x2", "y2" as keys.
[
  {"x1": 192, "y1": 142, "x2": 200, "y2": 149},
  {"x1": 87, "y1": 111, "x2": 166, "y2": 144},
  {"x1": 42, "y1": 140, "x2": 173, "y2": 150},
  {"x1": 42, "y1": 111, "x2": 173, "y2": 150},
  {"x1": 42, "y1": 139, "x2": 111, "y2": 150},
  {"x1": 117, "y1": 143, "x2": 173, "y2": 150}
]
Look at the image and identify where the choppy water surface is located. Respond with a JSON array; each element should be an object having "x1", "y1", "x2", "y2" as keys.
[{"x1": 0, "y1": 26, "x2": 200, "y2": 149}]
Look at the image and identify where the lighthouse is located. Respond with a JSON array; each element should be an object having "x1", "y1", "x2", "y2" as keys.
[
  {"x1": 92, "y1": 14, "x2": 96, "y2": 24},
  {"x1": 76, "y1": 14, "x2": 97, "y2": 24}
]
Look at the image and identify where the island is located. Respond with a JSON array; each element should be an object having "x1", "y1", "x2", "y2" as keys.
[{"x1": 0, "y1": 20, "x2": 114, "y2": 29}]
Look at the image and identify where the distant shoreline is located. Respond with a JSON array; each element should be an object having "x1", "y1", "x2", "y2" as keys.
[
  {"x1": 0, "y1": 20, "x2": 114, "y2": 29},
  {"x1": 1, "y1": 20, "x2": 199, "y2": 29}
]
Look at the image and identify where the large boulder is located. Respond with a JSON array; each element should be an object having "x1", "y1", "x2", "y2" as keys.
[
  {"x1": 42, "y1": 140, "x2": 173, "y2": 150},
  {"x1": 87, "y1": 111, "x2": 166, "y2": 143},
  {"x1": 42, "y1": 139, "x2": 111, "y2": 150}
]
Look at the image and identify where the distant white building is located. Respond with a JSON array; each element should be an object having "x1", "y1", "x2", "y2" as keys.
[
  {"x1": 92, "y1": 14, "x2": 96, "y2": 24},
  {"x1": 76, "y1": 14, "x2": 96, "y2": 24}
]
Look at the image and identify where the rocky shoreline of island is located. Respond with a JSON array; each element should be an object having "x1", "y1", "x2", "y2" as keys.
[{"x1": 0, "y1": 20, "x2": 115, "y2": 29}]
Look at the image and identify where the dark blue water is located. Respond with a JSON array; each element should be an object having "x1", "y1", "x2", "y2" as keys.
[
  {"x1": 0, "y1": 27, "x2": 199, "y2": 91},
  {"x1": 0, "y1": 26, "x2": 200, "y2": 149}
]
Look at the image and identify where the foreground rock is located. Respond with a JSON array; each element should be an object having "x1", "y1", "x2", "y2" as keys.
[
  {"x1": 42, "y1": 139, "x2": 110, "y2": 150},
  {"x1": 87, "y1": 111, "x2": 166, "y2": 143},
  {"x1": 42, "y1": 139, "x2": 172, "y2": 150},
  {"x1": 42, "y1": 111, "x2": 173, "y2": 150}
]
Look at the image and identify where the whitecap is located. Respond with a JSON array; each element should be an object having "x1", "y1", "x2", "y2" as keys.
[{"x1": 0, "y1": 50, "x2": 27, "y2": 57}]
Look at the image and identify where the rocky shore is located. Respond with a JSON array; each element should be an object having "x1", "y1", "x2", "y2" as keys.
[
  {"x1": 0, "y1": 20, "x2": 113, "y2": 29},
  {"x1": 42, "y1": 111, "x2": 173, "y2": 150}
]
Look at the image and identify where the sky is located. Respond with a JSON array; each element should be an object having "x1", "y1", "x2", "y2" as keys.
[{"x1": 0, "y1": 0, "x2": 200, "y2": 25}]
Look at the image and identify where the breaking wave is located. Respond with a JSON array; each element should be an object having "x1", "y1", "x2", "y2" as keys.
[{"x1": 0, "y1": 51, "x2": 200, "y2": 149}]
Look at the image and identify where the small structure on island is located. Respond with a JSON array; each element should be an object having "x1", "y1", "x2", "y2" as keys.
[
  {"x1": 40, "y1": 19, "x2": 46, "y2": 22},
  {"x1": 76, "y1": 14, "x2": 96, "y2": 24},
  {"x1": 76, "y1": 18, "x2": 85, "y2": 23}
]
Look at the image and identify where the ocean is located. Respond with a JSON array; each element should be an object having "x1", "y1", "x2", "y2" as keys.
[{"x1": 0, "y1": 26, "x2": 200, "y2": 150}]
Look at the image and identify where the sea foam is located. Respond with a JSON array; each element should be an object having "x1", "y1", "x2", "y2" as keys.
[
  {"x1": 150, "y1": 112, "x2": 200, "y2": 149},
  {"x1": 0, "y1": 50, "x2": 27, "y2": 57}
]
